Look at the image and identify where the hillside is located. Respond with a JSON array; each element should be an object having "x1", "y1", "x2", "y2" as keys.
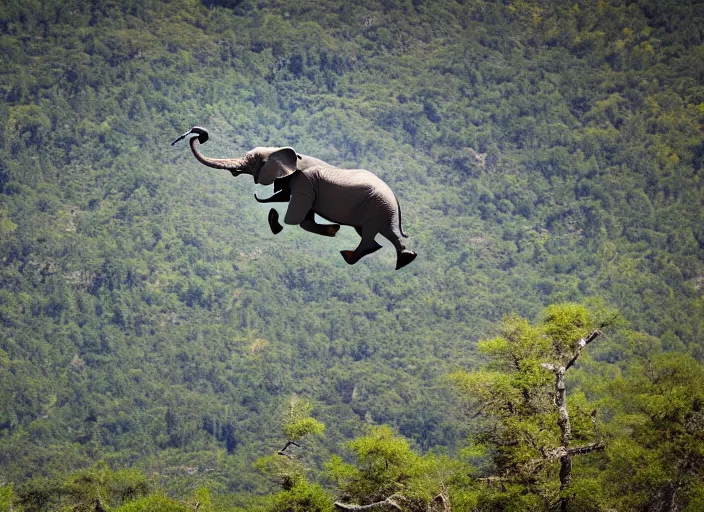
[{"x1": 0, "y1": 0, "x2": 703, "y2": 509}]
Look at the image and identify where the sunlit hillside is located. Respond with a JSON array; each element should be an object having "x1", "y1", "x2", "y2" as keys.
[{"x1": 0, "y1": 0, "x2": 702, "y2": 510}]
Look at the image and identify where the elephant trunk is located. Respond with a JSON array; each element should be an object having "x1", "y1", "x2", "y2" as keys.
[{"x1": 188, "y1": 137, "x2": 252, "y2": 175}]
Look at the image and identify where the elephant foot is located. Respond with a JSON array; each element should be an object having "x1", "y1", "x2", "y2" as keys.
[
  {"x1": 268, "y1": 209, "x2": 283, "y2": 235},
  {"x1": 325, "y1": 224, "x2": 341, "y2": 237},
  {"x1": 340, "y1": 250, "x2": 359, "y2": 265},
  {"x1": 341, "y1": 242, "x2": 382, "y2": 265},
  {"x1": 395, "y1": 250, "x2": 417, "y2": 270}
]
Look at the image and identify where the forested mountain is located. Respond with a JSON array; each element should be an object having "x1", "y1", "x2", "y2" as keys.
[{"x1": 0, "y1": 0, "x2": 702, "y2": 510}]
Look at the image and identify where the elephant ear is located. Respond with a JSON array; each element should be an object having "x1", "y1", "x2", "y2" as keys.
[{"x1": 258, "y1": 147, "x2": 298, "y2": 185}]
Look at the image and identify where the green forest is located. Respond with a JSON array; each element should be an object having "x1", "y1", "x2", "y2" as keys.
[{"x1": 0, "y1": 0, "x2": 702, "y2": 510}]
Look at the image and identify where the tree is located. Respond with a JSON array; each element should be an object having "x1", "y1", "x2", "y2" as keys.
[
  {"x1": 602, "y1": 345, "x2": 704, "y2": 512},
  {"x1": 281, "y1": 395, "x2": 326, "y2": 455},
  {"x1": 0, "y1": 485, "x2": 14, "y2": 512},
  {"x1": 450, "y1": 303, "x2": 615, "y2": 511},
  {"x1": 255, "y1": 396, "x2": 333, "y2": 512},
  {"x1": 327, "y1": 425, "x2": 455, "y2": 512},
  {"x1": 13, "y1": 463, "x2": 150, "y2": 512}
]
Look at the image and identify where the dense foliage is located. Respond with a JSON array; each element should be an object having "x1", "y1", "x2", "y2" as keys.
[{"x1": 1, "y1": 0, "x2": 702, "y2": 510}]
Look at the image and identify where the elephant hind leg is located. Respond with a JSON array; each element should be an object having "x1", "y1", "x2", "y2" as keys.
[
  {"x1": 379, "y1": 225, "x2": 406, "y2": 252},
  {"x1": 395, "y1": 250, "x2": 417, "y2": 270},
  {"x1": 341, "y1": 229, "x2": 382, "y2": 265},
  {"x1": 341, "y1": 242, "x2": 382, "y2": 265},
  {"x1": 379, "y1": 225, "x2": 417, "y2": 270}
]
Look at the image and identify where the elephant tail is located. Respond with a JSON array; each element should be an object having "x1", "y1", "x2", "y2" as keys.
[{"x1": 394, "y1": 193, "x2": 409, "y2": 238}]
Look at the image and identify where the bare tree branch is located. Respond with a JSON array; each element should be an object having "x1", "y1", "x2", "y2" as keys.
[
  {"x1": 432, "y1": 486, "x2": 452, "y2": 512},
  {"x1": 334, "y1": 496, "x2": 403, "y2": 511},
  {"x1": 477, "y1": 476, "x2": 510, "y2": 485},
  {"x1": 565, "y1": 329, "x2": 601, "y2": 370},
  {"x1": 568, "y1": 442, "x2": 605, "y2": 457},
  {"x1": 277, "y1": 440, "x2": 301, "y2": 458},
  {"x1": 539, "y1": 442, "x2": 605, "y2": 462}
]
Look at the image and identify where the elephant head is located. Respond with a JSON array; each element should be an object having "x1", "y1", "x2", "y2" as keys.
[{"x1": 171, "y1": 127, "x2": 299, "y2": 185}]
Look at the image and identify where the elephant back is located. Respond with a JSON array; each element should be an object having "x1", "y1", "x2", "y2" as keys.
[{"x1": 303, "y1": 167, "x2": 399, "y2": 229}]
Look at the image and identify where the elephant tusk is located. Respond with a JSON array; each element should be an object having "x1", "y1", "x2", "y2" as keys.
[{"x1": 254, "y1": 189, "x2": 291, "y2": 203}]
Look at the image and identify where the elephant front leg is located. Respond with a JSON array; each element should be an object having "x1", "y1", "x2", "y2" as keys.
[
  {"x1": 300, "y1": 210, "x2": 340, "y2": 237},
  {"x1": 267, "y1": 209, "x2": 284, "y2": 234}
]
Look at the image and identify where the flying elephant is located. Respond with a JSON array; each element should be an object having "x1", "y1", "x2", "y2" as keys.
[{"x1": 171, "y1": 127, "x2": 417, "y2": 270}]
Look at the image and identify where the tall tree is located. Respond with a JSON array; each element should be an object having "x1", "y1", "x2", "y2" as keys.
[
  {"x1": 602, "y1": 338, "x2": 704, "y2": 512},
  {"x1": 450, "y1": 303, "x2": 614, "y2": 511},
  {"x1": 327, "y1": 425, "x2": 455, "y2": 512}
]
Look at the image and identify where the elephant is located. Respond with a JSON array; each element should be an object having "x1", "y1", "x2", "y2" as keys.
[{"x1": 171, "y1": 127, "x2": 417, "y2": 270}]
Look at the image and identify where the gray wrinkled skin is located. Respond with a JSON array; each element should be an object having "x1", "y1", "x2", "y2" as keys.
[
  {"x1": 178, "y1": 128, "x2": 416, "y2": 268},
  {"x1": 284, "y1": 163, "x2": 407, "y2": 254}
]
